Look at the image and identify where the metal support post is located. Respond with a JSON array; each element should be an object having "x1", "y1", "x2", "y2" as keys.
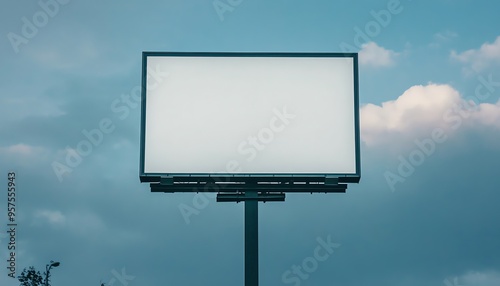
[{"x1": 245, "y1": 190, "x2": 259, "y2": 286}]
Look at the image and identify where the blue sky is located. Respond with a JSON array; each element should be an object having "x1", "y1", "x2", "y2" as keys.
[{"x1": 1, "y1": 0, "x2": 500, "y2": 285}]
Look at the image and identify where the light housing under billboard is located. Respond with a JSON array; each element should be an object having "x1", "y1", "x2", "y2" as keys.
[{"x1": 140, "y1": 52, "x2": 360, "y2": 184}]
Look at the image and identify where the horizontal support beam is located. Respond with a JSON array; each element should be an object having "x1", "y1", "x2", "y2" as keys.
[
  {"x1": 217, "y1": 193, "x2": 286, "y2": 202},
  {"x1": 150, "y1": 182, "x2": 347, "y2": 193}
]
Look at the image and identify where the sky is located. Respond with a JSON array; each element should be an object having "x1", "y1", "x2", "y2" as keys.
[{"x1": 1, "y1": 0, "x2": 500, "y2": 285}]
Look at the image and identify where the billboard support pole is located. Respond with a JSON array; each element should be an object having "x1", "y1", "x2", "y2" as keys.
[
  {"x1": 245, "y1": 190, "x2": 259, "y2": 286},
  {"x1": 217, "y1": 189, "x2": 286, "y2": 286}
]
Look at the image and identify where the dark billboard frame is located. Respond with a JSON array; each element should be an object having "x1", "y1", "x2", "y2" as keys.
[{"x1": 139, "y1": 52, "x2": 360, "y2": 187}]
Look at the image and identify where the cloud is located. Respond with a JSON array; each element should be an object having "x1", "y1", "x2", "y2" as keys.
[
  {"x1": 451, "y1": 36, "x2": 500, "y2": 72},
  {"x1": 429, "y1": 30, "x2": 458, "y2": 48},
  {"x1": 0, "y1": 143, "x2": 52, "y2": 169},
  {"x1": 0, "y1": 143, "x2": 48, "y2": 156},
  {"x1": 359, "y1": 42, "x2": 399, "y2": 68},
  {"x1": 434, "y1": 30, "x2": 458, "y2": 42},
  {"x1": 65, "y1": 211, "x2": 107, "y2": 235},
  {"x1": 34, "y1": 209, "x2": 67, "y2": 226},
  {"x1": 0, "y1": 95, "x2": 67, "y2": 121},
  {"x1": 0, "y1": 143, "x2": 52, "y2": 173},
  {"x1": 361, "y1": 83, "x2": 500, "y2": 146},
  {"x1": 33, "y1": 209, "x2": 107, "y2": 235},
  {"x1": 21, "y1": 26, "x2": 137, "y2": 77},
  {"x1": 471, "y1": 100, "x2": 500, "y2": 126},
  {"x1": 447, "y1": 270, "x2": 500, "y2": 286}
]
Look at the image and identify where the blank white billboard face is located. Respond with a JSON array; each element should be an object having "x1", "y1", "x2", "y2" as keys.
[{"x1": 141, "y1": 53, "x2": 359, "y2": 176}]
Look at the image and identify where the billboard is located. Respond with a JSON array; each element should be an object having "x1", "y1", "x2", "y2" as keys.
[{"x1": 140, "y1": 52, "x2": 360, "y2": 183}]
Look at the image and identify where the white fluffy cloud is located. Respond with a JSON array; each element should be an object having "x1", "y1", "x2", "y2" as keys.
[
  {"x1": 451, "y1": 36, "x2": 500, "y2": 72},
  {"x1": 361, "y1": 83, "x2": 500, "y2": 146},
  {"x1": 359, "y1": 42, "x2": 399, "y2": 67}
]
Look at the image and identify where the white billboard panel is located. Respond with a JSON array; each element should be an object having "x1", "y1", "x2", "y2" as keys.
[{"x1": 140, "y1": 52, "x2": 360, "y2": 182}]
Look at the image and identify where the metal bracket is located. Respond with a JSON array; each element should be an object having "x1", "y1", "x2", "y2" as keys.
[
  {"x1": 160, "y1": 176, "x2": 174, "y2": 185},
  {"x1": 325, "y1": 176, "x2": 339, "y2": 186}
]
